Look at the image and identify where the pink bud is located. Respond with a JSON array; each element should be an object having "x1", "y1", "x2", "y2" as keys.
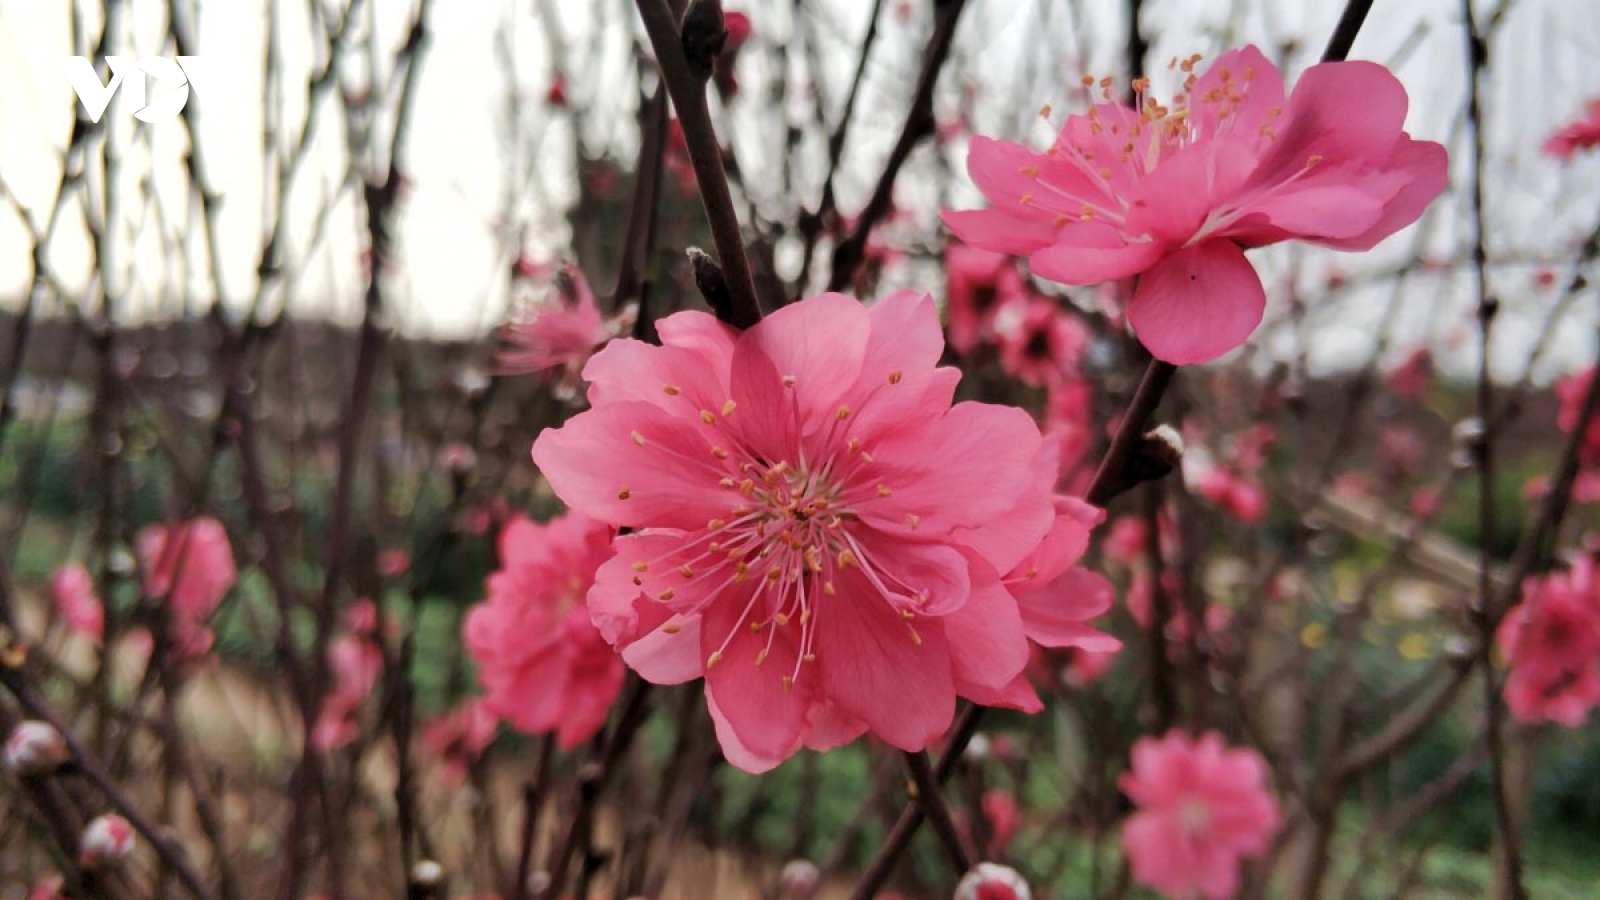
[
  {"x1": 5, "y1": 721, "x2": 70, "y2": 776},
  {"x1": 954, "y1": 862, "x2": 1031, "y2": 900},
  {"x1": 78, "y1": 813, "x2": 136, "y2": 868}
]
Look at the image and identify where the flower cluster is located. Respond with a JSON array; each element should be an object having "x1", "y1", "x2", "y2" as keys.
[{"x1": 136, "y1": 517, "x2": 238, "y2": 662}]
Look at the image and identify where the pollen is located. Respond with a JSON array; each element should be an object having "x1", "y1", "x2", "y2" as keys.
[
  {"x1": 1081, "y1": 205, "x2": 1095, "y2": 221},
  {"x1": 876, "y1": 484, "x2": 892, "y2": 497},
  {"x1": 1018, "y1": 165, "x2": 1039, "y2": 178},
  {"x1": 836, "y1": 405, "x2": 850, "y2": 420},
  {"x1": 1306, "y1": 154, "x2": 1323, "y2": 167},
  {"x1": 618, "y1": 488, "x2": 632, "y2": 499},
  {"x1": 822, "y1": 581, "x2": 836, "y2": 596},
  {"x1": 631, "y1": 430, "x2": 646, "y2": 445},
  {"x1": 781, "y1": 675, "x2": 794, "y2": 693},
  {"x1": 906, "y1": 513, "x2": 919, "y2": 528},
  {"x1": 837, "y1": 549, "x2": 859, "y2": 569},
  {"x1": 907, "y1": 626, "x2": 923, "y2": 646},
  {"x1": 706, "y1": 651, "x2": 723, "y2": 668},
  {"x1": 712, "y1": 447, "x2": 728, "y2": 459},
  {"x1": 1018, "y1": 194, "x2": 1034, "y2": 205},
  {"x1": 632, "y1": 560, "x2": 649, "y2": 572},
  {"x1": 888, "y1": 369, "x2": 903, "y2": 384},
  {"x1": 700, "y1": 409, "x2": 715, "y2": 424},
  {"x1": 721, "y1": 399, "x2": 737, "y2": 416},
  {"x1": 754, "y1": 648, "x2": 767, "y2": 665},
  {"x1": 632, "y1": 576, "x2": 643, "y2": 586},
  {"x1": 803, "y1": 653, "x2": 817, "y2": 663},
  {"x1": 678, "y1": 563, "x2": 695, "y2": 577},
  {"x1": 662, "y1": 384, "x2": 681, "y2": 395},
  {"x1": 775, "y1": 612, "x2": 790, "y2": 626},
  {"x1": 782, "y1": 375, "x2": 797, "y2": 388},
  {"x1": 662, "y1": 622, "x2": 681, "y2": 634},
  {"x1": 659, "y1": 588, "x2": 675, "y2": 601},
  {"x1": 750, "y1": 620, "x2": 764, "y2": 633},
  {"x1": 708, "y1": 518, "x2": 726, "y2": 529},
  {"x1": 847, "y1": 437, "x2": 862, "y2": 454}
]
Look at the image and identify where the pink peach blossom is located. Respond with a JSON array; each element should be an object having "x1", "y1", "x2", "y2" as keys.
[
  {"x1": 136, "y1": 517, "x2": 237, "y2": 662},
  {"x1": 944, "y1": 46, "x2": 1447, "y2": 364},
  {"x1": 944, "y1": 244, "x2": 1028, "y2": 354},
  {"x1": 1386, "y1": 347, "x2": 1433, "y2": 398},
  {"x1": 1004, "y1": 497, "x2": 1121, "y2": 654},
  {"x1": 1543, "y1": 99, "x2": 1600, "y2": 160},
  {"x1": 49, "y1": 562, "x2": 104, "y2": 640},
  {"x1": 533, "y1": 290, "x2": 1061, "y2": 771},
  {"x1": 498, "y1": 265, "x2": 633, "y2": 389},
  {"x1": 1120, "y1": 730, "x2": 1281, "y2": 900},
  {"x1": 1496, "y1": 558, "x2": 1600, "y2": 727},
  {"x1": 418, "y1": 699, "x2": 498, "y2": 782},
  {"x1": 463, "y1": 512, "x2": 625, "y2": 749},
  {"x1": 994, "y1": 300, "x2": 1088, "y2": 387},
  {"x1": 1196, "y1": 467, "x2": 1267, "y2": 524},
  {"x1": 312, "y1": 601, "x2": 386, "y2": 752},
  {"x1": 981, "y1": 788, "x2": 1021, "y2": 858}
]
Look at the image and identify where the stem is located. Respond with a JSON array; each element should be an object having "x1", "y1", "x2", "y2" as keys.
[{"x1": 633, "y1": 0, "x2": 762, "y2": 328}]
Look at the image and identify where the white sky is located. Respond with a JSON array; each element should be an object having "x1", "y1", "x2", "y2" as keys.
[{"x1": 1, "y1": 0, "x2": 1598, "y2": 379}]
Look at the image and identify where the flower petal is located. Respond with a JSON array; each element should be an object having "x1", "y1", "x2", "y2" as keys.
[{"x1": 1126, "y1": 241, "x2": 1266, "y2": 364}]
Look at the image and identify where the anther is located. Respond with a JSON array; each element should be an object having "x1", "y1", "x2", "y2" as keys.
[
  {"x1": 662, "y1": 384, "x2": 681, "y2": 395},
  {"x1": 662, "y1": 622, "x2": 681, "y2": 634},
  {"x1": 660, "y1": 589, "x2": 676, "y2": 601},
  {"x1": 836, "y1": 405, "x2": 850, "y2": 420},
  {"x1": 754, "y1": 648, "x2": 767, "y2": 665},
  {"x1": 782, "y1": 375, "x2": 796, "y2": 388},
  {"x1": 722, "y1": 400, "x2": 737, "y2": 416},
  {"x1": 631, "y1": 430, "x2": 646, "y2": 445},
  {"x1": 837, "y1": 550, "x2": 858, "y2": 569},
  {"x1": 712, "y1": 447, "x2": 728, "y2": 459},
  {"x1": 678, "y1": 563, "x2": 695, "y2": 577},
  {"x1": 632, "y1": 560, "x2": 649, "y2": 572},
  {"x1": 888, "y1": 370, "x2": 902, "y2": 384},
  {"x1": 707, "y1": 651, "x2": 722, "y2": 668},
  {"x1": 877, "y1": 484, "x2": 892, "y2": 497},
  {"x1": 700, "y1": 410, "x2": 716, "y2": 424},
  {"x1": 618, "y1": 488, "x2": 632, "y2": 499}
]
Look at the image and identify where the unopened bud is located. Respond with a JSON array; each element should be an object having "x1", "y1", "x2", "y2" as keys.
[
  {"x1": 4, "y1": 721, "x2": 70, "y2": 776},
  {"x1": 78, "y1": 814, "x2": 135, "y2": 868},
  {"x1": 779, "y1": 858, "x2": 820, "y2": 898},
  {"x1": 954, "y1": 862, "x2": 1032, "y2": 900},
  {"x1": 962, "y1": 732, "x2": 991, "y2": 763}
]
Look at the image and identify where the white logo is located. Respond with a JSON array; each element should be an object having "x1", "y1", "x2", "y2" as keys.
[{"x1": 60, "y1": 56, "x2": 207, "y2": 123}]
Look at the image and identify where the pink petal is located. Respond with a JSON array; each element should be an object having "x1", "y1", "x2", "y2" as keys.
[
  {"x1": 817, "y1": 570, "x2": 955, "y2": 751},
  {"x1": 620, "y1": 613, "x2": 702, "y2": 684},
  {"x1": 1016, "y1": 569, "x2": 1122, "y2": 651},
  {"x1": 941, "y1": 208, "x2": 1058, "y2": 255},
  {"x1": 940, "y1": 565, "x2": 1034, "y2": 700},
  {"x1": 532, "y1": 401, "x2": 731, "y2": 530},
  {"x1": 1028, "y1": 227, "x2": 1167, "y2": 284},
  {"x1": 702, "y1": 597, "x2": 815, "y2": 762},
  {"x1": 707, "y1": 691, "x2": 793, "y2": 774},
  {"x1": 1315, "y1": 139, "x2": 1448, "y2": 251},
  {"x1": 1126, "y1": 241, "x2": 1266, "y2": 364},
  {"x1": 1186, "y1": 46, "x2": 1287, "y2": 142}
]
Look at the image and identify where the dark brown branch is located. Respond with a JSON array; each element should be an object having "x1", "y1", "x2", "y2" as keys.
[{"x1": 634, "y1": 0, "x2": 762, "y2": 328}]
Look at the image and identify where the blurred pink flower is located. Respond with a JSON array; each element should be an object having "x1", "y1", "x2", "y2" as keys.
[
  {"x1": 136, "y1": 517, "x2": 236, "y2": 662},
  {"x1": 943, "y1": 244, "x2": 1027, "y2": 354},
  {"x1": 994, "y1": 300, "x2": 1088, "y2": 387},
  {"x1": 1386, "y1": 347, "x2": 1433, "y2": 398},
  {"x1": 377, "y1": 548, "x2": 411, "y2": 578},
  {"x1": 1120, "y1": 730, "x2": 1280, "y2": 900},
  {"x1": 533, "y1": 290, "x2": 1060, "y2": 771},
  {"x1": 49, "y1": 562, "x2": 103, "y2": 640},
  {"x1": 954, "y1": 862, "x2": 1032, "y2": 900},
  {"x1": 463, "y1": 512, "x2": 624, "y2": 749},
  {"x1": 313, "y1": 600, "x2": 386, "y2": 753},
  {"x1": 1557, "y1": 366, "x2": 1600, "y2": 465},
  {"x1": 498, "y1": 265, "x2": 629, "y2": 385},
  {"x1": 944, "y1": 46, "x2": 1447, "y2": 364},
  {"x1": 1497, "y1": 558, "x2": 1600, "y2": 727},
  {"x1": 981, "y1": 788, "x2": 1021, "y2": 858},
  {"x1": 78, "y1": 814, "x2": 136, "y2": 868},
  {"x1": 1543, "y1": 99, "x2": 1600, "y2": 160},
  {"x1": 1196, "y1": 467, "x2": 1267, "y2": 524},
  {"x1": 419, "y1": 699, "x2": 498, "y2": 782},
  {"x1": 28, "y1": 876, "x2": 65, "y2": 900},
  {"x1": 5, "y1": 720, "x2": 70, "y2": 776}
]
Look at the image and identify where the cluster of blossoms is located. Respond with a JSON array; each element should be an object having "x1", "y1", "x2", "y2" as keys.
[
  {"x1": 48, "y1": 561, "x2": 104, "y2": 640},
  {"x1": 463, "y1": 511, "x2": 625, "y2": 749},
  {"x1": 1496, "y1": 556, "x2": 1600, "y2": 727},
  {"x1": 136, "y1": 517, "x2": 238, "y2": 663},
  {"x1": 943, "y1": 46, "x2": 1446, "y2": 364}
]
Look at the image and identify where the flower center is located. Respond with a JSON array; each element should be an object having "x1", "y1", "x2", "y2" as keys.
[{"x1": 1178, "y1": 798, "x2": 1212, "y2": 835}]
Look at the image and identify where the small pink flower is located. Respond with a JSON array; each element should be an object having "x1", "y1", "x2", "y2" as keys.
[
  {"x1": 28, "y1": 875, "x2": 65, "y2": 900},
  {"x1": 944, "y1": 46, "x2": 1447, "y2": 364},
  {"x1": 1196, "y1": 467, "x2": 1267, "y2": 524},
  {"x1": 377, "y1": 548, "x2": 411, "y2": 578},
  {"x1": 137, "y1": 517, "x2": 236, "y2": 619},
  {"x1": 1386, "y1": 347, "x2": 1432, "y2": 398},
  {"x1": 995, "y1": 300, "x2": 1088, "y2": 387},
  {"x1": 1120, "y1": 730, "x2": 1281, "y2": 900},
  {"x1": 419, "y1": 699, "x2": 498, "y2": 782},
  {"x1": 723, "y1": 11, "x2": 753, "y2": 51},
  {"x1": 533, "y1": 290, "x2": 1063, "y2": 772},
  {"x1": 1497, "y1": 558, "x2": 1600, "y2": 727},
  {"x1": 49, "y1": 562, "x2": 104, "y2": 640},
  {"x1": 1557, "y1": 366, "x2": 1600, "y2": 465},
  {"x1": 313, "y1": 612, "x2": 386, "y2": 753},
  {"x1": 78, "y1": 814, "x2": 136, "y2": 868},
  {"x1": 981, "y1": 788, "x2": 1021, "y2": 858},
  {"x1": 943, "y1": 244, "x2": 1028, "y2": 354},
  {"x1": 1543, "y1": 99, "x2": 1600, "y2": 160},
  {"x1": 498, "y1": 265, "x2": 631, "y2": 387},
  {"x1": 5, "y1": 721, "x2": 70, "y2": 776},
  {"x1": 137, "y1": 517, "x2": 236, "y2": 663},
  {"x1": 463, "y1": 512, "x2": 625, "y2": 749}
]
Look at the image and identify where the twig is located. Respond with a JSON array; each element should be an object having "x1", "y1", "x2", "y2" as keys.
[
  {"x1": 634, "y1": 0, "x2": 762, "y2": 328},
  {"x1": 903, "y1": 751, "x2": 971, "y2": 875}
]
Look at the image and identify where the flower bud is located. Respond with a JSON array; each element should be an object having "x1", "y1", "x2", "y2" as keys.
[
  {"x1": 4, "y1": 721, "x2": 69, "y2": 776},
  {"x1": 778, "y1": 858, "x2": 820, "y2": 898},
  {"x1": 954, "y1": 862, "x2": 1032, "y2": 900},
  {"x1": 78, "y1": 814, "x2": 135, "y2": 868}
]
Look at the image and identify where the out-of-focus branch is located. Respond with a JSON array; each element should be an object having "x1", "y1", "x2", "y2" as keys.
[{"x1": 827, "y1": 0, "x2": 968, "y2": 292}]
